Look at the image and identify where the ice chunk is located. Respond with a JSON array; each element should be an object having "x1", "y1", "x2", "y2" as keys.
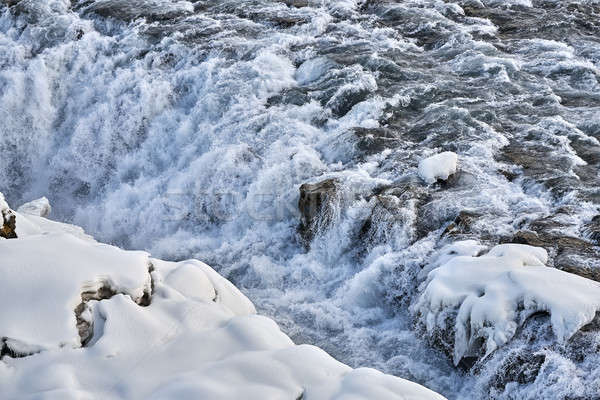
[
  {"x1": 414, "y1": 242, "x2": 600, "y2": 365},
  {"x1": 418, "y1": 152, "x2": 458, "y2": 184}
]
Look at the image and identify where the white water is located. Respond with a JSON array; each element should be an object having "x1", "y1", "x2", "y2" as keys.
[{"x1": 2, "y1": 0, "x2": 600, "y2": 398}]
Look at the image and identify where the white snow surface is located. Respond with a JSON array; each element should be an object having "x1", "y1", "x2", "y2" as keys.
[
  {"x1": 414, "y1": 241, "x2": 600, "y2": 365},
  {"x1": 0, "y1": 233, "x2": 151, "y2": 349},
  {"x1": 0, "y1": 194, "x2": 444, "y2": 400},
  {"x1": 417, "y1": 152, "x2": 458, "y2": 184}
]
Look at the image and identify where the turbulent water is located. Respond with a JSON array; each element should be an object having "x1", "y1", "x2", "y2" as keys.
[{"x1": 2, "y1": 0, "x2": 600, "y2": 398}]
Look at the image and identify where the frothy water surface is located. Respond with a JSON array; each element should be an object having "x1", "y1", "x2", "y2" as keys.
[{"x1": 2, "y1": 0, "x2": 600, "y2": 398}]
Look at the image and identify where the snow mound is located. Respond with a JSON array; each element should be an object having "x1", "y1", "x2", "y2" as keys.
[
  {"x1": 417, "y1": 152, "x2": 458, "y2": 184},
  {"x1": 0, "y1": 194, "x2": 444, "y2": 400},
  {"x1": 414, "y1": 242, "x2": 600, "y2": 365},
  {"x1": 0, "y1": 232, "x2": 151, "y2": 349},
  {"x1": 17, "y1": 197, "x2": 51, "y2": 217}
]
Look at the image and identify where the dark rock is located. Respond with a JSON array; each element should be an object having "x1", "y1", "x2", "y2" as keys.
[
  {"x1": 512, "y1": 226, "x2": 600, "y2": 281},
  {"x1": 0, "y1": 337, "x2": 39, "y2": 360},
  {"x1": 493, "y1": 352, "x2": 546, "y2": 390},
  {"x1": 298, "y1": 179, "x2": 339, "y2": 245},
  {"x1": 442, "y1": 211, "x2": 481, "y2": 237},
  {"x1": 327, "y1": 86, "x2": 372, "y2": 118},
  {"x1": 360, "y1": 180, "x2": 431, "y2": 245},
  {"x1": 583, "y1": 215, "x2": 600, "y2": 245},
  {"x1": 352, "y1": 127, "x2": 401, "y2": 155},
  {"x1": 266, "y1": 88, "x2": 310, "y2": 107},
  {"x1": 280, "y1": 0, "x2": 309, "y2": 8}
]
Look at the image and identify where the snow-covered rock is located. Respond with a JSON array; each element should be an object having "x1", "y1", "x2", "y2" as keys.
[
  {"x1": 417, "y1": 152, "x2": 458, "y2": 184},
  {"x1": 17, "y1": 196, "x2": 51, "y2": 217},
  {"x1": 413, "y1": 241, "x2": 600, "y2": 366},
  {"x1": 0, "y1": 193, "x2": 445, "y2": 400},
  {"x1": 0, "y1": 192, "x2": 16, "y2": 239}
]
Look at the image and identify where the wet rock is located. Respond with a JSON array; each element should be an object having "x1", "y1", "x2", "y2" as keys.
[
  {"x1": 266, "y1": 88, "x2": 310, "y2": 107},
  {"x1": 492, "y1": 352, "x2": 546, "y2": 391},
  {"x1": 442, "y1": 210, "x2": 481, "y2": 237},
  {"x1": 327, "y1": 86, "x2": 372, "y2": 118},
  {"x1": 583, "y1": 215, "x2": 600, "y2": 245},
  {"x1": 298, "y1": 179, "x2": 339, "y2": 245},
  {"x1": 352, "y1": 127, "x2": 401, "y2": 155},
  {"x1": 279, "y1": 0, "x2": 309, "y2": 8},
  {"x1": 512, "y1": 226, "x2": 600, "y2": 281},
  {"x1": 360, "y1": 180, "x2": 430, "y2": 246}
]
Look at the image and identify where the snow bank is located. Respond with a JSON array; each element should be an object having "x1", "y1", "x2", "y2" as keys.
[
  {"x1": 0, "y1": 193, "x2": 444, "y2": 400},
  {"x1": 418, "y1": 152, "x2": 458, "y2": 184},
  {"x1": 0, "y1": 233, "x2": 151, "y2": 349},
  {"x1": 414, "y1": 242, "x2": 600, "y2": 365}
]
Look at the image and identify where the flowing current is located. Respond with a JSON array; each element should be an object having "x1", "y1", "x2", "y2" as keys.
[{"x1": 2, "y1": 0, "x2": 600, "y2": 398}]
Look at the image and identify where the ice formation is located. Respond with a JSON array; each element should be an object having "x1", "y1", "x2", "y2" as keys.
[
  {"x1": 0, "y1": 194, "x2": 444, "y2": 400},
  {"x1": 414, "y1": 241, "x2": 600, "y2": 365},
  {"x1": 417, "y1": 152, "x2": 459, "y2": 184}
]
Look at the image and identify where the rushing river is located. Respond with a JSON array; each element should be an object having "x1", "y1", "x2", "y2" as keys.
[{"x1": 2, "y1": 0, "x2": 600, "y2": 398}]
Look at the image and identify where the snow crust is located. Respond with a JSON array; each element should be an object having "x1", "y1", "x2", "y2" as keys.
[
  {"x1": 0, "y1": 194, "x2": 444, "y2": 400},
  {"x1": 414, "y1": 242, "x2": 600, "y2": 365},
  {"x1": 417, "y1": 152, "x2": 458, "y2": 184}
]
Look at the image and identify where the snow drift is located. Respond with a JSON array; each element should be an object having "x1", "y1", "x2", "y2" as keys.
[{"x1": 0, "y1": 194, "x2": 444, "y2": 400}]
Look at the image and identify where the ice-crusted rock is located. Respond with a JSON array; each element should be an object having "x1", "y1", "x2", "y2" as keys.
[
  {"x1": 418, "y1": 152, "x2": 458, "y2": 184},
  {"x1": 413, "y1": 241, "x2": 600, "y2": 366},
  {"x1": 0, "y1": 195, "x2": 445, "y2": 400}
]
